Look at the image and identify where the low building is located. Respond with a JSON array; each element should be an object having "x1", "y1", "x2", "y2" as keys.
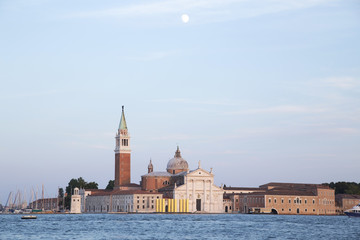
[
  {"x1": 28, "y1": 198, "x2": 58, "y2": 211},
  {"x1": 230, "y1": 182, "x2": 336, "y2": 215},
  {"x1": 85, "y1": 190, "x2": 162, "y2": 213},
  {"x1": 335, "y1": 194, "x2": 360, "y2": 215}
]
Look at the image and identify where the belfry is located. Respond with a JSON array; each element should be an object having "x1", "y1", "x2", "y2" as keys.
[{"x1": 114, "y1": 106, "x2": 131, "y2": 188}]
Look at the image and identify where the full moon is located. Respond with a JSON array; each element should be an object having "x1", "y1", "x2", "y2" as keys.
[{"x1": 181, "y1": 14, "x2": 189, "y2": 23}]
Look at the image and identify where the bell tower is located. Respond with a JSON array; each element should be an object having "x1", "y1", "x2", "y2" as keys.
[{"x1": 114, "y1": 106, "x2": 131, "y2": 189}]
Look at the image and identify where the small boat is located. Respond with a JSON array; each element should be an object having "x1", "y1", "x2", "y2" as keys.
[
  {"x1": 344, "y1": 203, "x2": 360, "y2": 217},
  {"x1": 21, "y1": 215, "x2": 37, "y2": 219}
]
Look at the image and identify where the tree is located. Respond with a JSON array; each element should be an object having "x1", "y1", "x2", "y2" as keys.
[
  {"x1": 85, "y1": 182, "x2": 99, "y2": 189},
  {"x1": 64, "y1": 177, "x2": 99, "y2": 209},
  {"x1": 323, "y1": 181, "x2": 360, "y2": 195},
  {"x1": 106, "y1": 180, "x2": 114, "y2": 190},
  {"x1": 58, "y1": 188, "x2": 64, "y2": 198},
  {"x1": 58, "y1": 188, "x2": 64, "y2": 211}
]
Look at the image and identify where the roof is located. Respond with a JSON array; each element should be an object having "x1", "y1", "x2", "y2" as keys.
[
  {"x1": 90, "y1": 189, "x2": 162, "y2": 196},
  {"x1": 224, "y1": 187, "x2": 261, "y2": 191},
  {"x1": 260, "y1": 182, "x2": 328, "y2": 189},
  {"x1": 142, "y1": 170, "x2": 189, "y2": 177},
  {"x1": 142, "y1": 171, "x2": 173, "y2": 177},
  {"x1": 119, "y1": 183, "x2": 140, "y2": 187},
  {"x1": 335, "y1": 194, "x2": 360, "y2": 200},
  {"x1": 265, "y1": 189, "x2": 317, "y2": 196},
  {"x1": 119, "y1": 106, "x2": 128, "y2": 130}
]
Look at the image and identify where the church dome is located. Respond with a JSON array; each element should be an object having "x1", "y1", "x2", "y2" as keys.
[{"x1": 166, "y1": 146, "x2": 189, "y2": 173}]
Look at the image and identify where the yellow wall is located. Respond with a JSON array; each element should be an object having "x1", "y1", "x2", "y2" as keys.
[{"x1": 156, "y1": 199, "x2": 189, "y2": 213}]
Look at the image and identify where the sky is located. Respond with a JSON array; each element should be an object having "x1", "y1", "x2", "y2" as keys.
[{"x1": 0, "y1": 0, "x2": 359, "y2": 205}]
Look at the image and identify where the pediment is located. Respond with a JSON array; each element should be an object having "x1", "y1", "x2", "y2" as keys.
[{"x1": 187, "y1": 168, "x2": 212, "y2": 177}]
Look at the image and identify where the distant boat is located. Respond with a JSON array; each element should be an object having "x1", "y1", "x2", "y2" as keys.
[
  {"x1": 21, "y1": 215, "x2": 37, "y2": 219},
  {"x1": 344, "y1": 203, "x2": 360, "y2": 217}
]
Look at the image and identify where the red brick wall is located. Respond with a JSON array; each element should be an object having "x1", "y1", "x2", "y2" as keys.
[
  {"x1": 141, "y1": 176, "x2": 171, "y2": 191},
  {"x1": 115, "y1": 153, "x2": 131, "y2": 187}
]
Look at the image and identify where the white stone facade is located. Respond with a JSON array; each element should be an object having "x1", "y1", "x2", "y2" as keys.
[
  {"x1": 173, "y1": 168, "x2": 224, "y2": 213},
  {"x1": 86, "y1": 192, "x2": 162, "y2": 213},
  {"x1": 70, "y1": 188, "x2": 81, "y2": 214}
]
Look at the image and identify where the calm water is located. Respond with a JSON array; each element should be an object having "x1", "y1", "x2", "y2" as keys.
[{"x1": 0, "y1": 214, "x2": 359, "y2": 240}]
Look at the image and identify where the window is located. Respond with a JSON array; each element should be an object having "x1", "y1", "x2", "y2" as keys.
[
  {"x1": 313, "y1": 209, "x2": 315, "y2": 212},
  {"x1": 281, "y1": 199, "x2": 284, "y2": 204},
  {"x1": 143, "y1": 205, "x2": 145, "y2": 209},
  {"x1": 305, "y1": 209, "x2": 307, "y2": 212},
  {"x1": 305, "y1": 199, "x2": 307, "y2": 204},
  {"x1": 274, "y1": 198, "x2": 277, "y2": 204},
  {"x1": 289, "y1": 199, "x2": 291, "y2": 203},
  {"x1": 289, "y1": 208, "x2": 291, "y2": 211},
  {"x1": 137, "y1": 205, "x2": 139, "y2": 209},
  {"x1": 269, "y1": 198, "x2": 271, "y2": 203},
  {"x1": 313, "y1": 199, "x2": 315, "y2": 204}
]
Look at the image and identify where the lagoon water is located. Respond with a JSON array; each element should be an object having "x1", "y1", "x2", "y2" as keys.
[{"x1": 0, "y1": 214, "x2": 359, "y2": 239}]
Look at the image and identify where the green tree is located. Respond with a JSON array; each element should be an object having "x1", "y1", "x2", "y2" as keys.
[
  {"x1": 85, "y1": 181, "x2": 99, "y2": 189},
  {"x1": 106, "y1": 180, "x2": 114, "y2": 190},
  {"x1": 323, "y1": 181, "x2": 360, "y2": 195},
  {"x1": 64, "y1": 177, "x2": 99, "y2": 209}
]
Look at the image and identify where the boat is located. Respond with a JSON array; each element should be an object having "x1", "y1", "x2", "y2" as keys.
[
  {"x1": 344, "y1": 203, "x2": 360, "y2": 217},
  {"x1": 21, "y1": 215, "x2": 37, "y2": 219}
]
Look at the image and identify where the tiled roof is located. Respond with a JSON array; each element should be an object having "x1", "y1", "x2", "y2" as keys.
[
  {"x1": 90, "y1": 189, "x2": 162, "y2": 196},
  {"x1": 260, "y1": 182, "x2": 328, "y2": 189},
  {"x1": 335, "y1": 194, "x2": 360, "y2": 200},
  {"x1": 265, "y1": 189, "x2": 317, "y2": 196},
  {"x1": 142, "y1": 171, "x2": 173, "y2": 177},
  {"x1": 224, "y1": 187, "x2": 261, "y2": 191}
]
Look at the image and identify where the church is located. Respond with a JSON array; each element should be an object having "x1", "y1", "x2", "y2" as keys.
[{"x1": 73, "y1": 106, "x2": 224, "y2": 213}]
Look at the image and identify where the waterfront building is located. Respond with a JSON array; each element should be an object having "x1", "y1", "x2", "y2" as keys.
[
  {"x1": 28, "y1": 198, "x2": 58, "y2": 211},
  {"x1": 85, "y1": 190, "x2": 162, "y2": 213},
  {"x1": 70, "y1": 187, "x2": 81, "y2": 213},
  {"x1": 227, "y1": 182, "x2": 336, "y2": 215},
  {"x1": 335, "y1": 194, "x2": 360, "y2": 214},
  {"x1": 141, "y1": 148, "x2": 224, "y2": 213}
]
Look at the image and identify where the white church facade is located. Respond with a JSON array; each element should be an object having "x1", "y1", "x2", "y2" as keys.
[{"x1": 173, "y1": 167, "x2": 224, "y2": 213}]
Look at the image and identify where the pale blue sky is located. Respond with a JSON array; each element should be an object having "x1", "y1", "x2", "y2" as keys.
[{"x1": 0, "y1": 0, "x2": 359, "y2": 205}]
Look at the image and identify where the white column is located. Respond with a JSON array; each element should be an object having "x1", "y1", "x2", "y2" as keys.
[
  {"x1": 192, "y1": 179, "x2": 195, "y2": 211},
  {"x1": 203, "y1": 180, "x2": 206, "y2": 211},
  {"x1": 210, "y1": 180, "x2": 213, "y2": 212}
]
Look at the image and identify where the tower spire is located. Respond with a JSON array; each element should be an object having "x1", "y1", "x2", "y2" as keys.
[
  {"x1": 114, "y1": 106, "x2": 131, "y2": 189},
  {"x1": 119, "y1": 105, "x2": 128, "y2": 130},
  {"x1": 175, "y1": 146, "x2": 181, "y2": 158}
]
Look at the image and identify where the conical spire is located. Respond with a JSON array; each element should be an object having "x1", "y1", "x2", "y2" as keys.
[{"x1": 119, "y1": 106, "x2": 128, "y2": 130}]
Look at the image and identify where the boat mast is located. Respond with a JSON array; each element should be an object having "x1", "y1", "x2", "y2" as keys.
[{"x1": 42, "y1": 184, "x2": 44, "y2": 211}]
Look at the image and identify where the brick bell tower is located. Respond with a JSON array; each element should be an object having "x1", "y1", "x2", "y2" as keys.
[{"x1": 114, "y1": 106, "x2": 131, "y2": 189}]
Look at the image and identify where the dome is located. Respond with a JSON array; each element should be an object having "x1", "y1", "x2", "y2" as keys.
[{"x1": 166, "y1": 146, "x2": 189, "y2": 173}]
